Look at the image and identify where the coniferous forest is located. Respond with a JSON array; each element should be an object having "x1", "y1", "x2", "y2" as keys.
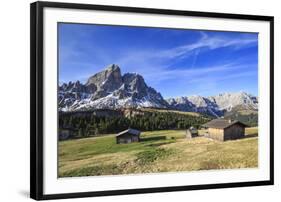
[{"x1": 59, "y1": 109, "x2": 211, "y2": 138}]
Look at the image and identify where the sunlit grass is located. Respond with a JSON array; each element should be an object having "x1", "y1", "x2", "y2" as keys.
[{"x1": 59, "y1": 128, "x2": 258, "y2": 177}]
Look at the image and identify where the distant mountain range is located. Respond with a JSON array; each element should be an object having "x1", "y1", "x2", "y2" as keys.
[
  {"x1": 59, "y1": 64, "x2": 258, "y2": 118},
  {"x1": 166, "y1": 92, "x2": 258, "y2": 117}
]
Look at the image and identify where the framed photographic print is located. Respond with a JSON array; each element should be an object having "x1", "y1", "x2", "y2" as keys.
[{"x1": 30, "y1": 1, "x2": 274, "y2": 200}]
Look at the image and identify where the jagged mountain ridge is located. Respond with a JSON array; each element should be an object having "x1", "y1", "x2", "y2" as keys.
[
  {"x1": 59, "y1": 64, "x2": 258, "y2": 117},
  {"x1": 166, "y1": 92, "x2": 258, "y2": 117},
  {"x1": 59, "y1": 64, "x2": 168, "y2": 111}
]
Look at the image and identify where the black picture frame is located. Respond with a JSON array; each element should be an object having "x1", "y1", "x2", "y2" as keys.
[{"x1": 30, "y1": 1, "x2": 274, "y2": 200}]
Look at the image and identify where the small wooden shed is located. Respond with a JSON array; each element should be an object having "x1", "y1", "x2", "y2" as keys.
[
  {"x1": 186, "y1": 126, "x2": 198, "y2": 139},
  {"x1": 59, "y1": 127, "x2": 76, "y2": 140},
  {"x1": 202, "y1": 119, "x2": 247, "y2": 141},
  {"x1": 116, "y1": 128, "x2": 141, "y2": 144}
]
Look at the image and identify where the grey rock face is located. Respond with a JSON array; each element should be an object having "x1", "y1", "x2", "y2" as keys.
[
  {"x1": 208, "y1": 92, "x2": 258, "y2": 111},
  {"x1": 59, "y1": 64, "x2": 168, "y2": 111},
  {"x1": 167, "y1": 96, "x2": 222, "y2": 117},
  {"x1": 166, "y1": 92, "x2": 258, "y2": 117},
  {"x1": 85, "y1": 64, "x2": 123, "y2": 100},
  {"x1": 86, "y1": 64, "x2": 122, "y2": 87}
]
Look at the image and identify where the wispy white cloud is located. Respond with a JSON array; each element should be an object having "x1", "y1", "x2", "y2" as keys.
[
  {"x1": 186, "y1": 69, "x2": 256, "y2": 85},
  {"x1": 177, "y1": 70, "x2": 257, "y2": 97},
  {"x1": 115, "y1": 31, "x2": 257, "y2": 79},
  {"x1": 145, "y1": 63, "x2": 254, "y2": 85},
  {"x1": 191, "y1": 48, "x2": 200, "y2": 68},
  {"x1": 153, "y1": 32, "x2": 257, "y2": 60}
]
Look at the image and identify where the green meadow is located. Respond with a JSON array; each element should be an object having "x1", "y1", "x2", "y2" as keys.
[{"x1": 59, "y1": 127, "x2": 258, "y2": 177}]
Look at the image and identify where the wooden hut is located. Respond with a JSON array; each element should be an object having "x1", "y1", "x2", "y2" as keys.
[
  {"x1": 202, "y1": 119, "x2": 247, "y2": 141},
  {"x1": 186, "y1": 126, "x2": 198, "y2": 139},
  {"x1": 59, "y1": 127, "x2": 76, "y2": 140},
  {"x1": 116, "y1": 128, "x2": 141, "y2": 144}
]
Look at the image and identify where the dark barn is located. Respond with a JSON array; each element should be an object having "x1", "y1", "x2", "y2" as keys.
[
  {"x1": 116, "y1": 128, "x2": 141, "y2": 144},
  {"x1": 203, "y1": 119, "x2": 248, "y2": 141},
  {"x1": 58, "y1": 127, "x2": 76, "y2": 140}
]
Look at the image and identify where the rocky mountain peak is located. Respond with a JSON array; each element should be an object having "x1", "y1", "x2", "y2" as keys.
[
  {"x1": 59, "y1": 64, "x2": 168, "y2": 111},
  {"x1": 122, "y1": 73, "x2": 147, "y2": 94},
  {"x1": 106, "y1": 64, "x2": 120, "y2": 72},
  {"x1": 59, "y1": 80, "x2": 86, "y2": 93},
  {"x1": 85, "y1": 64, "x2": 122, "y2": 94},
  {"x1": 208, "y1": 91, "x2": 258, "y2": 111},
  {"x1": 167, "y1": 91, "x2": 258, "y2": 117}
]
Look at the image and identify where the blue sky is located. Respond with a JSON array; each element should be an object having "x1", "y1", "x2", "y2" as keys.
[{"x1": 59, "y1": 23, "x2": 258, "y2": 98}]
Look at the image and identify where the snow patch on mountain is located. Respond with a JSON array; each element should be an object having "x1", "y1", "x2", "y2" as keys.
[{"x1": 167, "y1": 92, "x2": 258, "y2": 117}]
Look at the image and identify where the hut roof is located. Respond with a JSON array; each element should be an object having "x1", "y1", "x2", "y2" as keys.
[
  {"x1": 116, "y1": 128, "x2": 141, "y2": 137},
  {"x1": 202, "y1": 119, "x2": 248, "y2": 129}
]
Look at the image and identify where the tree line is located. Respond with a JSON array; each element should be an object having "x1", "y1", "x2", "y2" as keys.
[
  {"x1": 59, "y1": 111, "x2": 211, "y2": 138},
  {"x1": 224, "y1": 113, "x2": 258, "y2": 127}
]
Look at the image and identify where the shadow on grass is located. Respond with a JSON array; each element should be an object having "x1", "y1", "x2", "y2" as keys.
[
  {"x1": 147, "y1": 141, "x2": 175, "y2": 147},
  {"x1": 243, "y1": 133, "x2": 258, "y2": 139},
  {"x1": 140, "y1": 136, "x2": 166, "y2": 142}
]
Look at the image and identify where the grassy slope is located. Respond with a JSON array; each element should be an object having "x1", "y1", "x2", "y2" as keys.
[
  {"x1": 59, "y1": 127, "x2": 258, "y2": 177},
  {"x1": 139, "y1": 107, "x2": 201, "y2": 117}
]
